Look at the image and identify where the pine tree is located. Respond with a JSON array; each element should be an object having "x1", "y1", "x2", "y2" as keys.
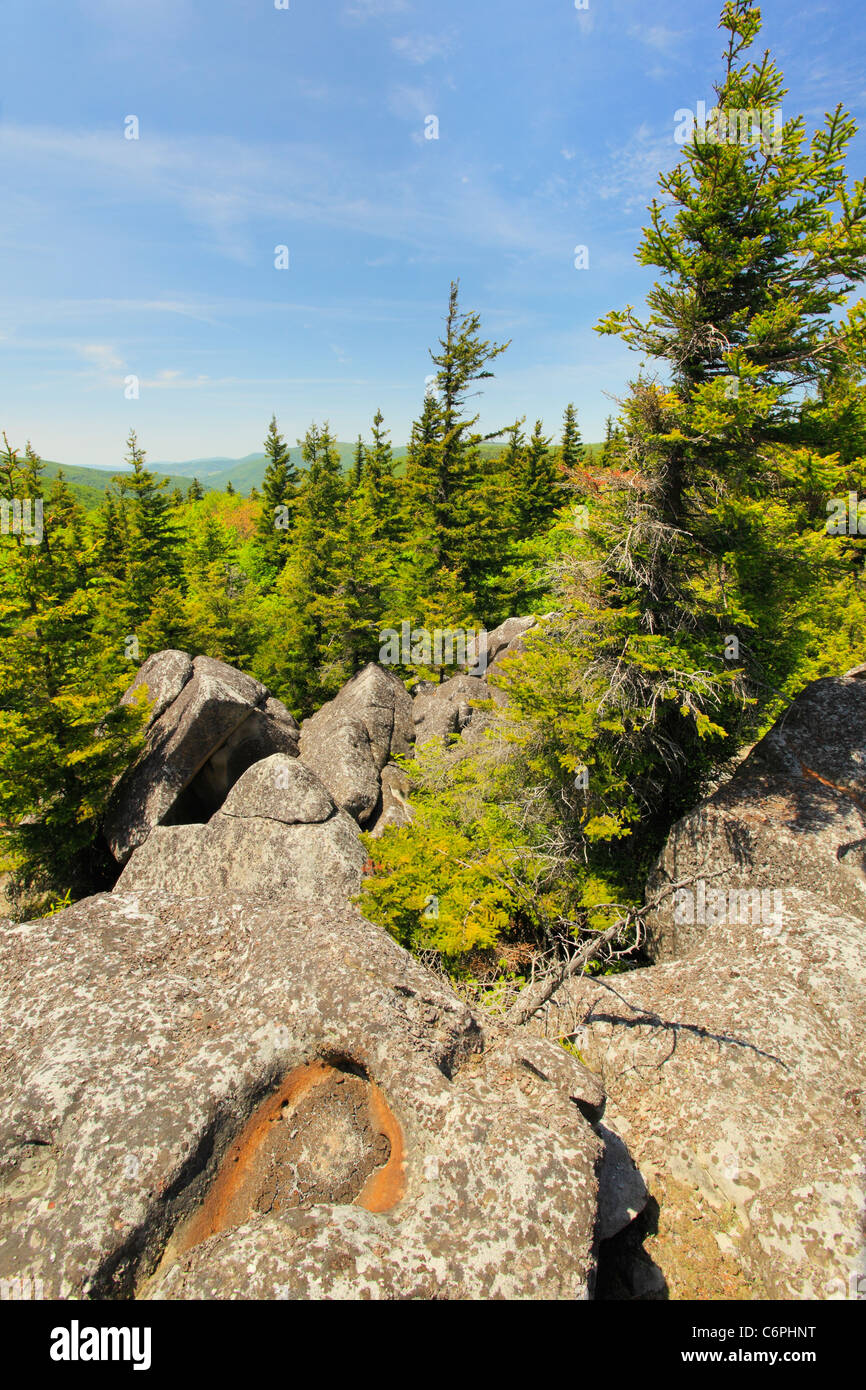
[
  {"x1": 403, "y1": 282, "x2": 509, "y2": 590},
  {"x1": 188, "y1": 477, "x2": 204, "y2": 502},
  {"x1": 259, "y1": 422, "x2": 348, "y2": 710},
  {"x1": 92, "y1": 491, "x2": 126, "y2": 576},
  {"x1": 0, "y1": 440, "x2": 145, "y2": 907},
  {"x1": 351, "y1": 435, "x2": 365, "y2": 492},
  {"x1": 514, "y1": 420, "x2": 561, "y2": 537},
  {"x1": 114, "y1": 432, "x2": 179, "y2": 623},
  {"x1": 361, "y1": 409, "x2": 401, "y2": 546},
  {"x1": 256, "y1": 415, "x2": 299, "y2": 573},
  {"x1": 560, "y1": 404, "x2": 585, "y2": 471},
  {"x1": 501, "y1": 0, "x2": 866, "y2": 905}
]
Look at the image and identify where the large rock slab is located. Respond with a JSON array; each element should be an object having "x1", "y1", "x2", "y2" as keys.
[
  {"x1": 537, "y1": 888, "x2": 866, "y2": 1299},
  {"x1": 412, "y1": 674, "x2": 500, "y2": 747},
  {"x1": 106, "y1": 654, "x2": 300, "y2": 865},
  {"x1": 465, "y1": 616, "x2": 537, "y2": 676},
  {"x1": 368, "y1": 763, "x2": 414, "y2": 838},
  {"x1": 645, "y1": 675, "x2": 866, "y2": 960},
  {"x1": 485, "y1": 615, "x2": 537, "y2": 672},
  {"x1": 0, "y1": 891, "x2": 605, "y2": 1301},
  {"x1": 299, "y1": 664, "x2": 414, "y2": 826},
  {"x1": 121, "y1": 649, "x2": 193, "y2": 727},
  {"x1": 116, "y1": 755, "x2": 364, "y2": 906}
]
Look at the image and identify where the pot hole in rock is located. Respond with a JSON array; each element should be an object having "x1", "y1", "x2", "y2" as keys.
[{"x1": 152, "y1": 1059, "x2": 405, "y2": 1281}]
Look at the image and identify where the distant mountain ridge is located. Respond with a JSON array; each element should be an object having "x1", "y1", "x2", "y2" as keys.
[{"x1": 43, "y1": 439, "x2": 602, "y2": 511}]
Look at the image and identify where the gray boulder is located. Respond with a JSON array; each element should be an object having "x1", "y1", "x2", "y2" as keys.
[
  {"x1": 466, "y1": 616, "x2": 537, "y2": 675},
  {"x1": 645, "y1": 674, "x2": 866, "y2": 960},
  {"x1": 116, "y1": 755, "x2": 364, "y2": 906},
  {"x1": 412, "y1": 674, "x2": 498, "y2": 747},
  {"x1": 120, "y1": 649, "x2": 193, "y2": 727},
  {"x1": 299, "y1": 664, "x2": 414, "y2": 825},
  {"x1": 541, "y1": 888, "x2": 866, "y2": 1300},
  {"x1": 106, "y1": 654, "x2": 300, "y2": 865},
  {"x1": 0, "y1": 891, "x2": 603, "y2": 1300},
  {"x1": 485, "y1": 614, "x2": 537, "y2": 671},
  {"x1": 368, "y1": 763, "x2": 414, "y2": 838}
]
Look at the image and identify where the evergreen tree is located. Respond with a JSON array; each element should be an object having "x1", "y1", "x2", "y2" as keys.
[
  {"x1": 259, "y1": 422, "x2": 347, "y2": 710},
  {"x1": 256, "y1": 415, "x2": 299, "y2": 573},
  {"x1": 0, "y1": 440, "x2": 145, "y2": 907},
  {"x1": 506, "y1": 0, "x2": 866, "y2": 901},
  {"x1": 188, "y1": 477, "x2": 204, "y2": 502},
  {"x1": 404, "y1": 282, "x2": 509, "y2": 589},
  {"x1": 351, "y1": 435, "x2": 365, "y2": 492},
  {"x1": 361, "y1": 409, "x2": 401, "y2": 546},
  {"x1": 514, "y1": 419, "x2": 561, "y2": 537},
  {"x1": 560, "y1": 403, "x2": 585, "y2": 471},
  {"x1": 114, "y1": 432, "x2": 179, "y2": 623},
  {"x1": 92, "y1": 491, "x2": 127, "y2": 576}
]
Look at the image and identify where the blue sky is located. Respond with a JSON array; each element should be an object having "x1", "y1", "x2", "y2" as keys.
[{"x1": 2, "y1": 0, "x2": 864, "y2": 470}]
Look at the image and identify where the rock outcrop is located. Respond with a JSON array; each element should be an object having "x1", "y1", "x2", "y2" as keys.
[
  {"x1": 645, "y1": 674, "x2": 866, "y2": 960},
  {"x1": 542, "y1": 890, "x2": 866, "y2": 1299},
  {"x1": 299, "y1": 664, "x2": 414, "y2": 827},
  {"x1": 368, "y1": 763, "x2": 414, "y2": 838},
  {"x1": 412, "y1": 673, "x2": 499, "y2": 747},
  {"x1": 116, "y1": 755, "x2": 364, "y2": 906},
  {"x1": 532, "y1": 673, "x2": 866, "y2": 1300},
  {"x1": 409, "y1": 616, "x2": 535, "y2": 748},
  {"x1": 466, "y1": 615, "x2": 537, "y2": 676},
  {"x1": 485, "y1": 614, "x2": 537, "y2": 673},
  {"x1": 0, "y1": 891, "x2": 607, "y2": 1301},
  {"x1": 106, "y1": 653, "x2": 300, "y2": 865}
]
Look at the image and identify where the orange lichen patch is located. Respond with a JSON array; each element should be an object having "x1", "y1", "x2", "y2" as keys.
[
  {"x1": 799, "y1": 761, "x2": 866, "y2": 814},
  {"x1": 168, "y1": 1059, "x2": 405, "y2": 1266},
  {"x1": 357, "y1": 1081, "x2": 406, "y2": 1214}
]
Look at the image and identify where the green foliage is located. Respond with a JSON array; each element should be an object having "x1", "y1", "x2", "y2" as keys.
[
  {"x1": 0, "y1": 438, "x2": 147, "y2": 909},
  {"x1": 358, "y1": 736, "x2": 581, "y2": 963}
]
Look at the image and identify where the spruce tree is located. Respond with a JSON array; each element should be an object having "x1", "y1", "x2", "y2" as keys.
[
  {"x1": 256, "y1": 415, "x2": 299, "y2": 572},
  {"x1": 502, "y1": 0, "x2": 866, "y2": 904},
  {"x1": 114, "y1": 432, "x2": 179, "y2": 623},
  {"x1": 404, "y1": 282, "x2": 509, "y2": 585},
  {"x1": 560, "y1": 404, "x2": 585, "y2": 471},
  {"x1": 0, "y1": 440, "x2": 145, "y2": 907},
  {"x1": 351, "y1": 435, "x2": 365, "y2": 492}
]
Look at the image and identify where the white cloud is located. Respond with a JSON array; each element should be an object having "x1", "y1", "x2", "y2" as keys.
[
  {"x1": 387, "y1": 84, "x2": 434, "y2": 122},
  {"x1": 592, "y1": 124, "x2": 681, "y2": 213},
  {"x1": 628, "y1": 24, "x2": 684, "y2": 55},
  {"x1": 75, "y1": 343, "x2": 124, "y2": 371},
  {"x1": 0, "y1": 118, "x2": 590, "y2": 278},
  {"x1": 343, "y1": 0, "x2": 409, "y2": 20},
  {"x1": 391, "y1": 33, "x2": 453, "y2": 65}
]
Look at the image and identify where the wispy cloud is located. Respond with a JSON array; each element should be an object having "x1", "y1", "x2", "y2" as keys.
[
  {"x1": 591, "y1": 122, "x2": 680, "y2": 213},
  {"x1": 391, "y1": 33, "x2": 454, "y2": 65},
  {"x1": 343, "y1": 0, "x2": 410, "y2": 20},
  {"x1": 75, "y1": 343, "x2": 124, "y2": 371},
  {"x1": 628, "y1": 23, "x2": 685, "y2": 56}
]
